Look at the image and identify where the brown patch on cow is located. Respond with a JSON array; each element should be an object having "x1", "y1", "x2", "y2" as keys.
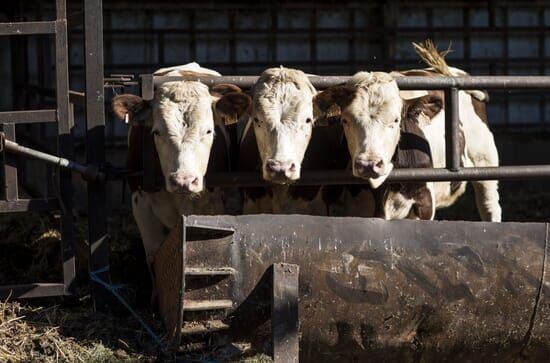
[
  {"x1": 403, "y1": 93, "x2": 444, "y2": 121},
  {"x1": 314, "y1": 85, "x2": 356, "y2": 120},
  {"x1": 215, "y1": 92, "x2": 252, "y2": 125},
  {"x1": 238, "y1": 124, "x2": 269, "y2": 201},
  {"x1": 472, "y1": 98, "x2": 489, "y2": 125},
  {"x1": 412, "y1": 186, "x2": 433, "y2": 220},
  {"x1": 210, "y1": 83, "x2": 243, "y2": 97}
]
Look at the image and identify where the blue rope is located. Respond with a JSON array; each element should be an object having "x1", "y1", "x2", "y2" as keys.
[{"x1": 89, "y1": 266, "x2": 164, "y2": 347}]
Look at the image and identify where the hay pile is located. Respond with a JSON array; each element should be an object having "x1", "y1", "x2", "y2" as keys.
[{"x1": 0, "y1": 298, "x2": 159, "y2": 362}]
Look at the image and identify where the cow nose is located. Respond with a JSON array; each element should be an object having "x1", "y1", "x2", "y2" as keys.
[
  {"x1": 354, "y1": 158, "x2": 385, "y2": 178},
  {"x1": 265, "y1": 159, "x2": 298, "y2": 181},
  {"x1": 168, "y1": 173, "x2": 202, "y2": 193}
]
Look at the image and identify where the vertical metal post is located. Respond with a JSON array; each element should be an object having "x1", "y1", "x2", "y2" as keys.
[
  {"x1": 445, "y1": 87, "x2": 460, "y2": 172},
  {"x1": 55, "y1": 0, "x2": 76, "y2": 295},
  {"x1": 271, "y1": 263, "x2": 299, "y2": 363},
  {"x1": 139, "y1": 74, "x2": 156, "y2": 192},
  {"x1": 1, "y1": 124, "x2": 18, "y2": 201},
  {"x1": 83, "y1": 0, "x2": 111, "y2": 312}
]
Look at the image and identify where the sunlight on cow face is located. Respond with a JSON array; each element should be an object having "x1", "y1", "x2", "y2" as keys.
[
  {"x1": 251, "y1": 67, "x2": 316, "y2": 184},
  {"x1": 152, "y1": 81, "x2": 215, "y2": 194},
  {"x1": 342, "y1": 79, "x2": 402, "y2": 186}
]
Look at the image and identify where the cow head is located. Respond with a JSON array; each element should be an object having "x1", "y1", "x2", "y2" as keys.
[
  {"x1": 315, "y1": 72, "x2": 442, "y2": 188},
  {"x1": 250, "y1": 67, "x2": 317, "y2": 184},
  {"x1": 112, "y1": 82, "x2": 250, "y2": 194}
]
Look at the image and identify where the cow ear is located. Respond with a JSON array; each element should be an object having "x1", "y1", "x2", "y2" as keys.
[
  {"x1": 209, "y1": 83, "x2": 243, "y2": 97},
  {"x1": 214, "y1": 92, "x2": 252, "y2": 125},
  {"x1": 403, "y1": 95, "x2": 443, "y2": 121},
  {"x1": 313, "y1": 85, "x2": 355, "y2": 123},
  {"x1": 112, "y1": 94, "x2": 152, "y2": 126}
]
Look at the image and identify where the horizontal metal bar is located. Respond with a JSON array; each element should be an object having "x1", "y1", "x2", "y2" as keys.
[
  {"x1": 204, "y1": 166, "x2": 550, "y2": 187},
  {"x1": 152, "y1": 75, "x2": 550, "y2": 90},
  {"x1": 0, "y1": 283, "x2": 66, "y2": 299},
  {"x1": 0, "y1": 198, "x2": 60, "y2": 213},
  {"x1": 2, "y1": 139, "x2": 105, "y2": 181},
  {"x1": 0, "y1": 21, "x2": 56, "y2": 36},
  {"x1": 69, "y1": 90, "x2": 85, "y2": 106},
  {"x1": 0, "y1": 110, "x2": 57, "y2": 124}
]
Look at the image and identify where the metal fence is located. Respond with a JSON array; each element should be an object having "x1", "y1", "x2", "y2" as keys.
[{"x1": 139, "y1": 74, "x2": 550, "y2": 188}]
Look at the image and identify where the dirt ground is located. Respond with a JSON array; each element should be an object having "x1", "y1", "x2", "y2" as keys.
[{"x1": 0, "y1": 180, "x2": 548, "y2": 362}]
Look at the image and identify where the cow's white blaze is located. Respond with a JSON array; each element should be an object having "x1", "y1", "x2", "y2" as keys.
[
  {"x1": 153, "y1": 81, "x2": 215, "y2": 193},
  {"x1": 251, "y1": 67, "x2": 316, "y2": 183},
  {"x1": 341, "y1": 72, "x2": 402, "y2": 188}
]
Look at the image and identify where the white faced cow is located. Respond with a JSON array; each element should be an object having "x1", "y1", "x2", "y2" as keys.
[
  {"x1": 315, "y1": 69, "x2": 501, "y2": 222},
  {"x1": 238, "y1": 67, "x2": 347, "y2": 215},
  {"x1": 112, "y1": 63, "x2": 250, "y2": 280}
]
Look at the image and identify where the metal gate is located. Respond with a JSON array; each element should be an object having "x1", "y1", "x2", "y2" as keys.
[{"x1": 0, "y1": 0, "x2": 112, "y2": 312}]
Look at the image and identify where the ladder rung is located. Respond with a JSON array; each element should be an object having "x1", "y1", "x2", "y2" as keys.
[
  {"x1": 181, "y1": 319, "x2": 230, "y2": 335},
  {"x1": 185, "y1": 267, "x2": 236, "y2": 276},
  {"x1": 184, "y1": 299, "x2": 233, "y2": 311}
]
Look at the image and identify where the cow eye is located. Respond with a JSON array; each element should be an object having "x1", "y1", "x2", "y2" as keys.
[
  {"x1": 341, "y1": 118, "x2": 348, "y2": 124},
  {"x1": 151, "y1": 129, "x2": 160, "y2": 136},
  {"x1": 394, "y1": 118, "x2": 399, "y2": 123},
  {"x1": 253, "y1": 117, "x2": 260, "y2": 123},
  {"x1": 206, "y1": 129, "x2": 212, "y2": 134},
  {"x1": 306, "y1": 118, "x2": 312, "y2": 124}
]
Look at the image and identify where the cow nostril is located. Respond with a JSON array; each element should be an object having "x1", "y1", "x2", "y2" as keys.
[
  {"x1": 289, "y1": 163, "x2": 296, "y2": 172},
  {"x1": 191, "y1": 177, "x2": 199, "y2": 186},
  {"x1": 375, "y1": 160, "x2": 384, "y2": 168}
]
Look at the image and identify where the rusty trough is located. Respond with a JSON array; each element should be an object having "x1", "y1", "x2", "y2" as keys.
[{"x1": 155, "y1": 214, "x2": 550, "y2": 362}]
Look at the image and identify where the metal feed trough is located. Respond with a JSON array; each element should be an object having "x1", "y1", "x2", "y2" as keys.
[
  {"x1": 156, "y1": 215, "x2": 549, "y2": 362},
  {"x1": 139, "y1": 74, "x2": 550, "y2": 361}
]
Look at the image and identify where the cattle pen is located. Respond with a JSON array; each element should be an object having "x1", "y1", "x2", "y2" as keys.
[{"x1": 2, "y1": 0, "x2": 550, "y2": 362}]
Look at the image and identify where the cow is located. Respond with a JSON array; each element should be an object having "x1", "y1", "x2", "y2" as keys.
[
  {"x1": 238, "y1": 67, "x2": 348, "y2": 215},
  {"x1": 315, "y1": 68, "x2": 501, "y2": 222},
  {"x1": 112, "y1": 63, "x2": 251, "y2": 289}
]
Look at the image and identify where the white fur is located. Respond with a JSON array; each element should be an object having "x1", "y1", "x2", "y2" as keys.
[
  {"x1": 130, "y1": 64, "x2": 230, "y2": 282},
  {"x1": 252, "y1": 67, "x2": 316, "y2": 182},
  {"x1": 338, "y1": 68, "x2": 501, "y2": 222}
]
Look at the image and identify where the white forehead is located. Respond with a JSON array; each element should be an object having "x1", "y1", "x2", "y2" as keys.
[
  {"x1": 346, "y1": 71, "x2": 402, "y2": 119},
  {"x1": 253, "y1": 67, "x2": 316, "y2": 119},
  {"x1": 154, "y1": 81, "x2": 213, "y2": 126}
]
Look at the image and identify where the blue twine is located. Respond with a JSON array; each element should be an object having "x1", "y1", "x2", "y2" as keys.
[{"x1": 89, "y1": 266, "x2": 164, "y2": 348}]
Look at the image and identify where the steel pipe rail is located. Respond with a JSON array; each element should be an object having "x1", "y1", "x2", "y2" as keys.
[
  {"x1": 147, "y1": 75, "x2": 550, "y2": 91},
  {"x1": 1, "y1": 138, "x2": 105, "y2": 181},
  {"x1": 204, "y1": 166, "x2": 550, "y2": 187},
  {"x1": 138, "y1": 74, "x2": 550, "y2": 186}
]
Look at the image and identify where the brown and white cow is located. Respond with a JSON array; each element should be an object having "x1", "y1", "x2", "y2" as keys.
[
  {"x1": 112, "y1": 63, "x2": 250, "y2": 279},
  {"x1": 315, "y1": 69, "x2": 501, "y2": 222},
  {"x1": 238, "y1": 67, "x2": 347, "y2": 215}
]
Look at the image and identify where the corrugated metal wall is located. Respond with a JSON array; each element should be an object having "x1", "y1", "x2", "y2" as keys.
[{"x1": 4, "y1": 1, "x2": 550, "y2": 145}]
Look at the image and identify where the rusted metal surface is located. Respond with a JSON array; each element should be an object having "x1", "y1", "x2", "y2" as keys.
[
  {"x1": 168, "y1": 215, "x2": 550, "y2": 362},
  {"x1": 272, "y1": 263, "x2": 299, "y2": 363},
  {"x1": 154, "y1": 216, "x2": 184, "y2": 349}
]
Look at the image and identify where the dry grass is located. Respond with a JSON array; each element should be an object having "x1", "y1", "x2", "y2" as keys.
[{"x1": 0, "y1": 298, "x2": 159, "y2": 362}]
